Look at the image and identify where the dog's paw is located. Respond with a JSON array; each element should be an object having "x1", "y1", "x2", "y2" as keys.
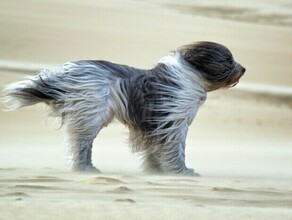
[
  {"x1": 182, "y1": 168, "x2": 200, "y2": 177},
  {"x1": 73, "y1": 166, "x2": 101, "y2": 174},
  {"x1": 84, "y1": 166, "x2": 102, "y2": 173},
  {"x1": 161, "y1": 168, "x2": 200, "y2": 177}
]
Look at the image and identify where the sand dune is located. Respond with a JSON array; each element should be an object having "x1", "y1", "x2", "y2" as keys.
[
  {"x1": 0, "y1": 168, "x2": 291, "y2": 219},
  {"x1": 164, "y1": 1, "x2": 292, "y2": 27}
]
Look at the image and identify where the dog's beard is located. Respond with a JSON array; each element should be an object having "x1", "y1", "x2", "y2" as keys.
[
  {"x1": 227, "y1": 66, "x2": 245, "y2": 89},
  {"x1": 208, "y1": 64, "x2": 245, "y2": 90},
  {"x1": 228, "y1": 74, "x2": 242, "y2": 88},
  {"x1": 230, "y1": 81, "x2": 239, "y2": 88}
]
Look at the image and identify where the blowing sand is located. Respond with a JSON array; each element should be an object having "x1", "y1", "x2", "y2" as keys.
[{"x1": 0, "y1": 0, "x2": 292, "y2": 219}]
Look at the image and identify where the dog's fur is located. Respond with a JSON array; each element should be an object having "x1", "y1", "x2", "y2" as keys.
[{"x1": 2, "y1": 41, "x2": 245, "y2": 176}]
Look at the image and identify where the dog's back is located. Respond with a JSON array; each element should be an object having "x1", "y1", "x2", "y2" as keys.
[{"x1": 2, "y1": 60, "x2": 140, "y2": 115}]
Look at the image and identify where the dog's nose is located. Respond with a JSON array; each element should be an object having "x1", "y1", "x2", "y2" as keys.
[{"x1": 241, "y1": 67, "x2": 246, "y2": 74}]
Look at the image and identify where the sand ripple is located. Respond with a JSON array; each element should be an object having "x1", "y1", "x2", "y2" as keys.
[
  {"x1": 85, "y1": 176, "x2": 125, "y2": 184},
  {"x1": 115, "y1": 198, "x2": 136, "y2": 203},
  {"x1": 0, "y1": 169, "x2": 291, "y2": 219}
]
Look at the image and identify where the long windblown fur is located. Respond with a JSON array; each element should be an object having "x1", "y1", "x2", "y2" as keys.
[{"x1": 2, "y1": 41, "x2": 245, "y2": 175}]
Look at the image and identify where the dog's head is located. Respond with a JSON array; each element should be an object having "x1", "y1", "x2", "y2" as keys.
[{"x1": 178, "y1": 41, "x2": 245, "y2": 91}]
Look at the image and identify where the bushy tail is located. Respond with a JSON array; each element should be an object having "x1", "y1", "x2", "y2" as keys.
[{"x1": 2, "y1": 69, "x2": 62, "y2": 111}]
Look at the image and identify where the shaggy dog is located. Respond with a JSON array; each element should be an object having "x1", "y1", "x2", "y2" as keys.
[{"x1": 2, "y1": 41, "x2": 245, "y2": 176}]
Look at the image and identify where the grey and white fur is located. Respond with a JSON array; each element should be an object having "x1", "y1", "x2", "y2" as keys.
[{"x1": 2, "y1": 42, "x2": 245, "y2": 176}]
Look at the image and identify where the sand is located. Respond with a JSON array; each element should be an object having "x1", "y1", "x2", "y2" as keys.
[{"x1": 0, "y1": 0, "x2": 292, "y2": 219}]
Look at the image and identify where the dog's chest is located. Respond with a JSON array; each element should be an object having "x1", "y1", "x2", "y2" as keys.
[{"x1": 186, "y1": 93, "x2": 206, "y2": 125}]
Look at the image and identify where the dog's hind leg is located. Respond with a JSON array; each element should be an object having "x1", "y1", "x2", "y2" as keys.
[
  {"x1": 64, "y1": 123, "x2": 99, "y2": 172},
  {"x1": 67, "y1": 138, "x2": 99, "y2": 172},
  {"x1": 64, "y1": 107, "x2": 114, "y2": 173}
]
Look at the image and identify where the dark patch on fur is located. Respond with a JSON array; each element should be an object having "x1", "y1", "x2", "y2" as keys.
[
  {"x1": 21, "y1": 88, "x2": 54, "y2": 100},
  {"x1": 127, "y1": 65, "x2": 178, "y2": 134},
  {"x1": 179, "y1": 41, "x2": 238, "y2": 88},
  {"x1": 87, "y1": 60, "x2": 146, "y2": 79}
]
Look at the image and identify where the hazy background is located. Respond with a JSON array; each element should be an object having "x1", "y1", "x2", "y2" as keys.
[{"x1": 0, "y1": 1, "x2": 292, "y2": 219}]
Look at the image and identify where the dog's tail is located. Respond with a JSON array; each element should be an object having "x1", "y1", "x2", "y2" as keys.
[{"x1": 1, "y1": 68, "x2": 64, "y2": 111}]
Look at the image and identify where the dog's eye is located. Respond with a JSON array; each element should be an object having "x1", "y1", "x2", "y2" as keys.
[
  {"x1": 223, "y1": 59, "x2": 234, "y2": 69},
  {"x1": 225, "y1": 58, "x2": 234, "y2": 65}
]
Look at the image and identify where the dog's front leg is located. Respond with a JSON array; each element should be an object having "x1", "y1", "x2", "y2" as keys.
[
  {"x1": 143, "y1": 142, "x2": 190, "y2": 175},
  {"x1": 158, "y1": 141, "x2": 197, "y2": 176}
]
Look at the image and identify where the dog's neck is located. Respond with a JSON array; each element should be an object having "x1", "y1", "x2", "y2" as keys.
[{"x1": 157, "y1": 52, "x2": 208, "y2": 92}]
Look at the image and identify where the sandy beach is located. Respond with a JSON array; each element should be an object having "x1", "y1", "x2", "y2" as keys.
[{"x1": 0, "y1": 0, "x2": 292, "y2": 219}]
